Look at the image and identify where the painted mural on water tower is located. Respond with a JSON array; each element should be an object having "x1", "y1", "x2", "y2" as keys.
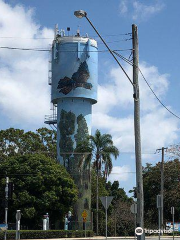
[{"x1": 47, "y1": 26, "x2": 98, "y2": 230}]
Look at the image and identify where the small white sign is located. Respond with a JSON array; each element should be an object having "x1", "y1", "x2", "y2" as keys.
[{"x1": 130, "y1": 203, "x2": 137, "y2": 214}]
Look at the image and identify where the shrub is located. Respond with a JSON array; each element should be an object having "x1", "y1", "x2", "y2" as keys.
[{"x1": 0, "y1": 230, "x2": 94, "y2": 239}]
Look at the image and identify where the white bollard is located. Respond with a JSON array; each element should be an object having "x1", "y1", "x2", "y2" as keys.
[
  {"x1": 16, "y1": 210, "x2": 21, "y2": 240},
  {"x1": 43, "y1": 218, "x2": 47, "y2": 230},
  {"x1": 46, "y1": 213, "x2": 49, "y2": 230},
  {"x1": 64, "y1": 215, "x2": 68, "y2": 230}
]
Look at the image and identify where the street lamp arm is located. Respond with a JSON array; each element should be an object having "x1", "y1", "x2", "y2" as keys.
[{"x1": 85, "y1": 15, "x2": 134, "y2": 86}]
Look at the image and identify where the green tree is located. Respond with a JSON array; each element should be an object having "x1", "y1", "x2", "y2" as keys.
[
  {"x1": 0, "y1": 154, "x2": 77, "y2": 229},
  {"x1": 143, "y1": 159, "x2": 180, "y2": 228},
  {"x1": 91, "y1": 170, "x2": 108, "y2": 235},
  {"x1": 105, "y1": 180, "x2": 134, "y2": 236},
  {"x1": 0, "y1": 127, "x2": 56, "y2": 159},
  {"x1": 108, "y1": 200, "x2": 134, "y2": 236},
  {"x1": 107, "y1": 181, "x2": 130, "y2": 203},
  {"x1": 76, "y1": 129, "x2": 119, "y2": 235},
  {"x1": 74, "y1": 114, "x2": 89, "y2": 145},
  {"x1": 91, "y1": 174, "x2": 133, "y2": 236},
  {"x1": 59, "y1": 110, "x2": 75, "y2": 167}
]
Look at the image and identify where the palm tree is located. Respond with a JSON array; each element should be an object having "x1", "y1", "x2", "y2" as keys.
[{"x1": 76, "y1": 129, "x2": 119, "y2": 235}]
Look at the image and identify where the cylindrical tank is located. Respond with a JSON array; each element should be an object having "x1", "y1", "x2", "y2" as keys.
[
  {"x1": 51, "y1": 33, "x2": 98, "y2": 230},
  {"x1": 51, "y1": 36, "x2": 97, "y2": 103}
]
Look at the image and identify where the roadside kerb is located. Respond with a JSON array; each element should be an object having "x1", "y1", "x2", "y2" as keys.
[{"x1": 20, "y1": 236, "x2": 180, "y2": 240}]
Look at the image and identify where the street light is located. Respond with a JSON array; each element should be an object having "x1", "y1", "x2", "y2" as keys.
[
  {"x1": 74, "y1": 10, "x2": 144, "y2": 240},
  {"x1": 74, "y1": 10, "x2": 87, "y2": 18}
]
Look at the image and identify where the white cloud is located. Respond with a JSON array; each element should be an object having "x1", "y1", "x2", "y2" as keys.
[
  {"x1": 0, "y1": 0, "x2": 178, "y2": 159},
  {"x1": 119, "y1": 0, "x2": 128, "y2": 14},
  {"x1": 108, "y1": 165, "x2": 131, "y2": 183},
  {"x1": 0, "y1": 0, "x2": 53, "y2": 127},
  {"x1": 92, "y1": 62, "x2": 180, "y2": 154},
  {"x1": 119, "y1": 0, "x2": 165, "y2": 21},
  {"x1": 132, "y1": 0, "x2": 165, "y2": 21}
]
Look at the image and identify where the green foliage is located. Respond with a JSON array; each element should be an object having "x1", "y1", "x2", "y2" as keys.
[
  {"x1": 91, "y1": 171, "x2": 133, "y2": 236},
  {"x1": 59, "y1": 110, "x2": 75, "y2": 166},
  {"x1": 59, "y1": 110, "x2": 75, "y2": 136},
  {"x1": 106, "y1": 181, "x2": 134, "y2": 236},
  {"x1": 91, "y1": 170, "x2": 108, "y2": 234},
  {"x1": 74, "y1": 114, "x2": 89, "y2": 145},
  {"x1": 0, "y1": 154, "x2": 78, "y2": 228},
  {"x1": 76, "y1": 129, "x2": 119, "y2": 234},
  {"x1": 73, "y1": 113, "x2": 89, "y2": 172},
  {"x1": 72, "y1": 114, "x2": 91, "y2": 228},
  {"x1": 0, "y1": 230, "x2": 94, "y2": 239},
  {"x1": 76, "y1": 129, "x2": 119, "y2": 178},
  {"x1": 0, "y1": 127, "x2": 56, "y2": 159},
  {"x1": 143, "y1": 159, "x2": 180, "y2": 228},
  {"x1": 108, "y1": 201, "x2": 134, "y2": 236},
  {"x1": 59, "y1": 110, "x2": 92, "y2": 229},
  {"x1": 107, "y1": 181, "x2": 132, "y2": 203},
  {"x1": 91, "y1": 170, "x2": 109, "y2": 205}
]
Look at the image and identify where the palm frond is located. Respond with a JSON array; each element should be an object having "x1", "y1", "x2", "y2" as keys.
[
  {"x1": 102, "y1": 146, "x2": 119, "y2": 159},
  {"x1": 100, "y1": 134, "x2": 113, "y2": 147}
]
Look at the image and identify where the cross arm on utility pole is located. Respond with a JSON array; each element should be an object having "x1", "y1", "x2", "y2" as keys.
[{"x1": 156, "y1": 147, "x2": 168, "y2": 152}]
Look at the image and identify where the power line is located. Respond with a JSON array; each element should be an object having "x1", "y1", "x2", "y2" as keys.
[
  {"x1": 98, "y1": 38, "x2": 132, "y2": 44},
  {"x1": 1, "y1": 43, "x2": 179, "y2": 120},
  {"x1": 59, "y1": 151, "x2": 166, "y2": 155},
  {"x1": 92, "y1": 33, "x2": 132, "y2": 38},
  {"x1": 0, "y1": 46, "x2": 49, "y2": 51},
  {"x1": 0, "y1": 46, "x2": 132, "y2": 52},
  {"x1": 0, "y1": 33, "x2": 132, "y2": 40},
  {"x1": 139, "y1": 69, "x2": 180, "y2": 121},
  {"x1": 113, "y1": 51, "x2": 133, "y2": 66},
  {"x1": 0, "y1": 37, "x2": 132, "y2": 43},
  {"x1": 0, "y1": 37, "x2": 52, "y2": 39},
  {"x1": 113, "y1": 51, "x2": 180, "y2": 121}
]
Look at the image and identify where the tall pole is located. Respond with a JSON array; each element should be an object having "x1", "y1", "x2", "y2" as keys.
[
  {"x1": 96, "y1": 163, "x2": 99, "y2": 235},
  {"x1": 114, "y1": 211, "x2": 116, "y2": 237},
  {"x1": 91, "y1": 211, "x2": 93, "y2": 231},
  {"x1": 171, "y1": 207, "x2": 175, "y2": 240},
  {"x1": 157, "y1": 147, "x2": 167, "y2": 232},
  {"x1": 161, "y1": 147, "x2": 164, "y2": 232},
  {"x1": 4, "y1": 177, "x2": 9, "y2": 240},
  {"x1": 172, "y1": 207, "x2": 175, "y2": 240},
  {"x1": 105, "y1": 196, "x2": 107, "y2": 240},
  {"x1": 157, "y1": 195, "x2": 161, "y2": 240},
  {"x1": 158, "y1": 207, "x2": 161, "y2": 240},
  {"x1": 132, "y1": 24, "x2": 144, "y2": 240}
]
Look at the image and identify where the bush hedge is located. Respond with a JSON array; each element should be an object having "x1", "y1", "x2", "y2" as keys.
[{"x1": 0, "y1": 230, "x2": 94, "y2": 239}]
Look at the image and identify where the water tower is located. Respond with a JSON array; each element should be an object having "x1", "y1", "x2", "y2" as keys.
[{"x1": 45, "y1": 25, "x2": 98, "y2": 230}]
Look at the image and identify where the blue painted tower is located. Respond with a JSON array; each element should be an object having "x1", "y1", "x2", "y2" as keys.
[{"x1": 46, "y1": 26, "x2": 98, "y2": 230}]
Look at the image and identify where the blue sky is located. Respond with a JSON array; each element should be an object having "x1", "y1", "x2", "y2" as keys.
[{"x1": 0, "y1": 0, "x2": 180, "y2": 195}]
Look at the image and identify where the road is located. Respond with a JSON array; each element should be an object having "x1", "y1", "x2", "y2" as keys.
[{"x1": 23, "y1": 237, "x2": 180, "y2": 240}]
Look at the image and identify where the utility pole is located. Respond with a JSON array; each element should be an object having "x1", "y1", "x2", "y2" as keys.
[
  {"x1": 157, "y1": 194, "x2": 161, "y2": 240},
  {"x1": 105, "y1": 196, "x2": 107, "y2": 240},
  {"x1": 114, "y1": 211, "x2": 116, "y2": 237},
  {"x1": 4, "y1": 177, "x2": 9, "y2": 240},
  {"x1": 96, "y1": 164, "x2": 99, "y2": 236},
  {"x1": 156, "y1": 147, "x2": 168, "y2": 232},
  {"x1": 132, "y1": 24, "x2": 144, "y2": 240},
  {"x1": 171, "y1": 207, "x2": 175, "y2": 240}
]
